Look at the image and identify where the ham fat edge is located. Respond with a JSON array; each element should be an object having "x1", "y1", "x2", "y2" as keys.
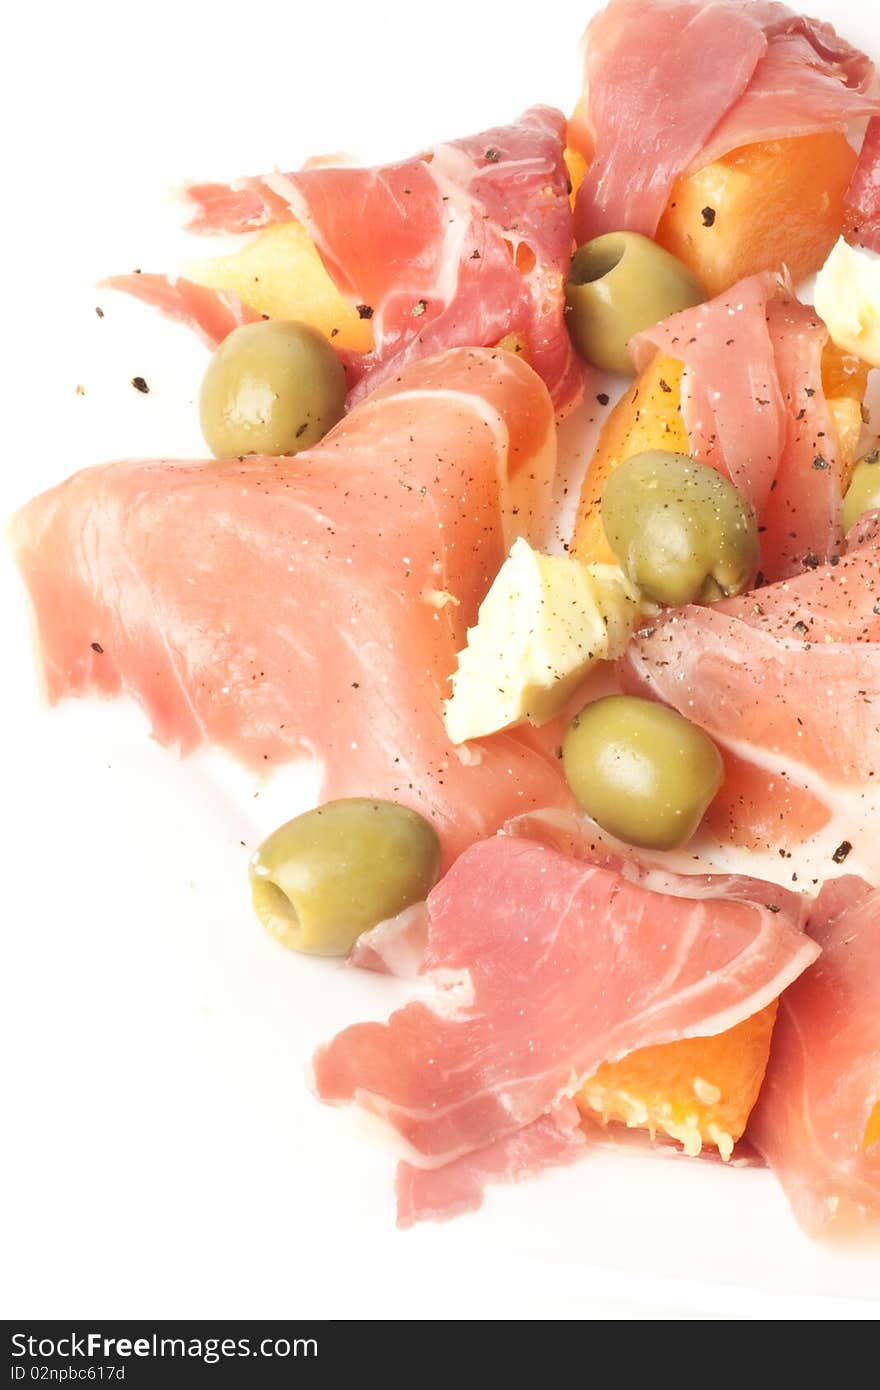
[
  {"x1": 312, "y1": 835, "x2": 818, "y2": 1227},
  {"x1": 10, "y1": 349, "x2": 572, "y2": 868}
]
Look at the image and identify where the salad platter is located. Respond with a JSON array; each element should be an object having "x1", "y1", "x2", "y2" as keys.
[{"x1": 4, "y1": 0, "x2": 880, "y2": 1319}]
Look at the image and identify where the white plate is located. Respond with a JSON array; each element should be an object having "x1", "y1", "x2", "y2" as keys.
[{"x1": 2, "y1": 0, "x2": 879, "y2": 1320}]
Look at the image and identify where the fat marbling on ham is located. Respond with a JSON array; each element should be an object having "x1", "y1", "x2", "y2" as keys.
[
  {"x1": 748, "y1": 877, "x2": 880, "y2": 1233},
  {"x1": 630, "y1": 270, "x2": 842, "y2": 582},
  {"x1": 571, "y1": 0, "x2": 880, "y2": 244},
  {"x1": 107, "y1": 107, "x2": 582, "y2": 416},
  {"x1": 312, "y1": 834, "x2": 818, "y2": 1226},
  {"x1": 10, "y1": 349, "x2": 572, "y2": 866},
  {"x1": 623, "y1": 519, "x2": 880, "y2": 889}
]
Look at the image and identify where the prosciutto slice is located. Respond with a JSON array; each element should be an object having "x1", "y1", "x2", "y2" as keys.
[
  {"x1": 631, "y1": 271, "x2": 841, "y2": 582},
  {"x1": 396, "y1": 1100, "x2": 587, "y2": 1229},
  {"x1": 845, "y1": 115, "x2": 880, "y2": 253},
  {"x1": 749, "y1": 878, "x2": 880, "y2": 1233},
  {"x1": 11, "y1": 348, "x2": 570, "y2": 865},
  {"x1": 312, "y1": 835, "x2": 818, "y2": 1224},
  {"x1": 110, "y1": 108, "x2": 582, "y2": 415},
  {"x1": 623, "y1": 525, "x2": 880, "y2": 888},
  {"x1": 98, "y1": 274, "x2": 262, "y2": 349},
  {"x1": 572, "y1": 0, "x2": 879, "y2": 243}
]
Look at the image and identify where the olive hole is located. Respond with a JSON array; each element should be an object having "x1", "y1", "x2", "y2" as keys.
[
  {"x1": 570, "y1": 237, "x2": 626, "y2": 287},
  {"x1": 253, "y1": 876, "x2": 302, "y2": 943}
]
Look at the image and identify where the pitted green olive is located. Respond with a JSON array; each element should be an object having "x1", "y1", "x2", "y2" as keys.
[
  {"x1": 565, "y1": 233, "x2": 705, "y2": 375},
  {"x1": 562, "y1": 696, "x2": 724, "y2": 850},
  {"x1": 842, "y1": 449, "x2": 880, "y2": 534},
  {"x1": 601, "y1": 450, "x2": 759, "y2": 606},
  {"x1": 250, "y1": 798, "x2": 441, "y2": 956},
  {"x1": 200, "y1": 319, "x2": 346, "y2": 459}
]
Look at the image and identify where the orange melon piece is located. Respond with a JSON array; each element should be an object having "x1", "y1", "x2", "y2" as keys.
[
  {"x1": 572, "y1": 344, "x2": 868, "y2": 567},
  {"x1": 864, "y1": 1102, "x2": 880, "y2": 1152},
  {"x1": 656, "y1": 132, "x2": 858, "y2": 298},
  {"x1": 577, "y1": 1004, "x2": 778, "y2": 1158},
  {"x1": 822, "y1": 345, "x2": 870, "y2": 490},
  {"x1": 186, "y1": 221, "x2": 375, "y2": 354},
  {"x1": 571, "y1": 351, "x2": 687, "y2": 567}
]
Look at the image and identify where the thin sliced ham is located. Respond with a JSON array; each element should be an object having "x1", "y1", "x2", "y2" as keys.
[
  {"x1": 396, "y1": 1100, "x2": 587, "y2": 1229},
  {"x1": 845, "y1": 115, "x2": 880, "y2": 252},
  {"x1": 749, "y1": 878, "x2": 880, "y2": 1233},
  {"x1": 623, "y1": 528, "x2": 880, "y2": 888},
  {"x1": 631, "y1": 271, "x2": 841, "y2": 582},
  {"x1": 10, "y1": 349, "x2": 571, "y2": 865},
  {"x1": 572, "y1": 0, "x2": 879, "y2": 243},
  {"x1": 312, "y1": 835, "x2": 818, "y2": 1223},
  {"x1": 110, "y1": 108, "x2": 582, "y2": 415},
  {"x1": 98, "y1": 274, "x2": 262, "y2": 350}
]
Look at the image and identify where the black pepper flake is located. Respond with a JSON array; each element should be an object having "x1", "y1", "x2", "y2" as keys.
[
  {"x1": 330, "y1": 327, "x2": 339, "y2": 337},
  {"x1": 484, "y1": 148, "x2": 502, "y2": 163},
  {"x1": 804, "y1": 387, "x2": 815, "y2": 397},
  {"x1": 793, "y1": 620, "x2": 809, "y2": 636},
  {"x1": 131, "y1": 376, "x2": 149, "y2": 393},
  {"x1": 356, "y1": 304, "x2": 373, "y2": 320},
  {"x1": 832, "y1": 840, "x2": 853, "y2": 865},
  {"x1": 596, "y1": 392, "x2": 610, "y2": 406},
  {"x1": 295, "y1": 422, "x2": 308, "y2": 438},
  {"x1": 803, "y1": 553, "x2": 820, "y2": 569},
  {"x1": 658, "y1": 378, "x2": 672, "y2": 393},
  {"x1": 90, "y1": 642, "x2": 104, "y2": 654},
  {"x1": 864, "y1": 448, "x2": 880, "y2": 466},
  {"x1": 412, "y1": 299, "x2": 428, "y2": 317},
  {"x1": 812, "y1": 454, "x2": 830, "y2": 470},
  {"x1": 95, "y1": 306, "x2": 104, "y2": 319},
  {"x1": 873, "y1": 599, "x2": 880, "y2": 615},
  {"x1": 701, "y1": 206, "x2": 716, "y2": 227},
  {"x1": 471, "y1": 250, "x2": 481, "y2": 259},
  {"x1": 766, "y1": 904, "x2": 781, "y2": 913}
]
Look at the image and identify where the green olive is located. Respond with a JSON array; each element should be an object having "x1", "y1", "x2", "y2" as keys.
[
  {"x1": 565, "y1": 233, "x2": 705, "y2": 375},
  {"x1": 199, "y1": 319, "x2": 346, "y2": 459},
  {"x1": 601, "y1": 450, "x2": 758, "y2": 606},
  {"x1": 249, "y1": 798, "x2": 441, "y2": 956},
  {"x1": 842, "y1": 448, "x2": 880, "y2": 534},
  {"x1": 562, "y1": 696, "x2": 723, "y2": 851}
]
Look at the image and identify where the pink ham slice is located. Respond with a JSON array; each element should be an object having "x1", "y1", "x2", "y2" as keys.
[
  {"x1": 396, "y1": 1100, "x2": 587, "y2": 1230},
  {"x1": 631, "y1": 271, "x2": 841, "y2": 582},
  {"x1": 623, "y1": 526, "x2": 880, "y2": 887},
  {"x1": 572, "y1": 0, "x2": 879, "y2": 243},
  {"x1": 748, "y1": 878, "x2": 880, "y2": 1233},
  {"x1": 10, "y1": 348, "x2": 570, "y2": 866},
  {"x1": 845, "y1": 115, "x2": 880, "y2": 253},
  {"x1": 98, "y1": 274, "x2": 262, "y2": 349},
  {"x1": 109, "y1": 108, "x2": 582, "y2": 416},
  {"x1": 312, "y1": 835, "x2": 818, "y2": 1224}
]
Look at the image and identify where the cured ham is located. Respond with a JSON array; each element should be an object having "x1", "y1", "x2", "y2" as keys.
[
  {"x1": 571, "y1": 0, "x2": 879, "y2": 243},
  {"x1": 109, "y1": 108, "x2": 582, "y2": 416},
  {"x1": 631, "y1": 271, "x2": 841, "y2": 582},
  {"x1": 623, "y1": 525, "x2": 880, "y2": 887},
  {"x1": 396, "y1": 1100, "x2": 587, "y2": 1229},
  {"x1": 845, "y1": 115, "x2": 880, "y2": 252},
  {"x1": 312, "y1": 835, "x2": 818, "y2": 1223},
  {"x1": 10, "y1": 349, "x2": 571, "y2": 864},
  {"x1": 749, "y1": 878, "x2": 880, "y2": 1233},
  {"x1": 98, "y1": 274, "x2": 262, "y2": 350}
]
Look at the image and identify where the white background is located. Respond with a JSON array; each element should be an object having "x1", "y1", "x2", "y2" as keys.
[{"x1": 2, "y1": 0, "x2": 879, "y2": 1320}]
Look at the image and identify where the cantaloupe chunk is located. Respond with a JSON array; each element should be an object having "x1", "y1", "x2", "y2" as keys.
[
  {"x1": 577, "y1": 1004, "x2": 778, "y2": 1158},
  {"x1": 571, "y1": 351, "x2": 687, "y2": 567},
  {"x1": 656, "y1": 132, "x2": 858, "y2": 298},
  {"x1": 572, "y1": 344, "x2": 867, "y2": 567},
  {"x1": 864, "y1": 1101, "x2": 880, "y2": 1152},
  {"x1": 186, "y1": 222, "x2": 375, "y2": 354}
]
